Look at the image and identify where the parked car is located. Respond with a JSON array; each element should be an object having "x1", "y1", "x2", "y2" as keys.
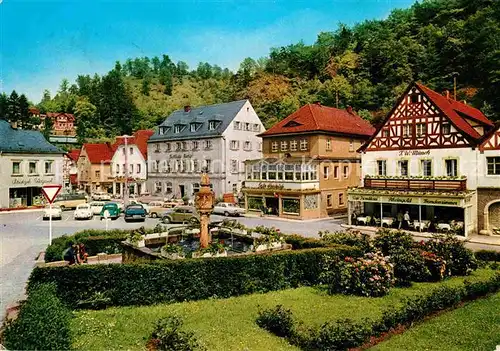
[
  {"x1": 99, "y1": 202, "x2": 120, "y2": 220},
  {"x1": 213, "y1": 202, "x2": 246, "y2": 217},
  {"x1": 148, "y1": 201, "x2": 168, "y2": 218},
  {"x1": 42, "y1": 205, "x2": 62, "y2": 220},
  {"x1": 74, "y1": 204, "x2": 93, "y2": 220},
  {"x1": 129, "y1": 200, "x2": 149, "y2": 214},
  {"x1": 53, "y1": 193, "x2": 87, "y2": 210},
  {"x1": 92, "y1": 192, "x2": 111, "y2": 201},
  {"x1": 89, "y1": 201, "x2": 105, "y2": 215},
  {"x1": 124, "y1": 204, "x2": 147, "y2": 222},
  {"x1": 163, "y1": 199, "x2": 184, "y2": 208},
  {"x1": 161, "y1": 206, "x2": 200, "y2": 224}
]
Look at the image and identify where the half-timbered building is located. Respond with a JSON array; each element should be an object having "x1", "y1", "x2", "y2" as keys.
[{"x1": 349, "y1": 82, "x2": 495, "y2": 236}]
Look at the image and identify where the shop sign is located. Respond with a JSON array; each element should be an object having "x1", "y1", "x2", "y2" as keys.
[
  {"x1": 11, "y1": 177, "x2": 55, "y2": 186},
  {"x1": 398, "y1": 149, "x2": 431, "y2": 157},
  {"x1": 350, "y1": 195, "x2": 380, "y2": 202},
  {"x1": 386, "y1": 196, "x2": 415, "y2": 204},
  {"x1": 422, "y1": 198, "x2": 461, "y2": 206}
]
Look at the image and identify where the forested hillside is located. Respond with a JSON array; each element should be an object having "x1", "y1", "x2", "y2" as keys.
[{"x1": 1, "y1": 0, "x2": 498, "y2": 142}]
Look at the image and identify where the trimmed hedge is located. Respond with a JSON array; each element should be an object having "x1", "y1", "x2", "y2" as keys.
[
  {"x1": 1, "y1": 284, "x2": 72, "y2": 350},
  {"x1": 29, "y1": 245, "x2": 362, "y2": 308},
  {"x1": 45, "y1": 229, "x2": 130, "y2": 262},
  {"x1": 475, "y1": 250, "x2": 500, "y2": 262},
  {"x1": 257, "y1": 273, "x2": 500, "y2": 350}
]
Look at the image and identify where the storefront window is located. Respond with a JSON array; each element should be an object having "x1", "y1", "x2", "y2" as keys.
[
  {"x1": 29, "y1": 162, "x2": 37, "y2": 175},
  {"x1": 282, "y1": 198, "x2": 300, "y2": 214},
  {"x1": 248, "y1": 197, "x2": 263, "y2": 210}
]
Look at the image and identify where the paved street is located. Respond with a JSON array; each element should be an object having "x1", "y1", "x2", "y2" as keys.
[{"x1": 0, "y1": 210, "x2": 344, "y2": 321}]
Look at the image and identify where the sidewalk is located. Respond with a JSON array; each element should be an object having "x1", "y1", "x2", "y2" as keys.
[{"x1": 342, "y1": 224, "x2": 500, "y2": 247}]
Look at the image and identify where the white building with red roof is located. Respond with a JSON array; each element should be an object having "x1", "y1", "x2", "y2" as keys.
[{"x1": 350, "y1": 82, "x2": 496, "y2": 236}]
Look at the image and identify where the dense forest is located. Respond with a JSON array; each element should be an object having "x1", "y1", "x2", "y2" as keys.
[{"x1": 1, "y1": 0, "x2": 499, "y2": 142}]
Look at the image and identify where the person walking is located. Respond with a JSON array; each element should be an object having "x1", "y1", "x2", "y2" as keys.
[
  {"x1": 403, "y1": 211, "x2": 411, "y2": 230},
  {"x1": 397, "y1": 211, "x2": 404, "y2": 229}
]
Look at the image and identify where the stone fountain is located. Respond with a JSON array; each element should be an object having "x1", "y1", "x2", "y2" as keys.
[{"x1": 194, "y1": 172, "x2": 215, "y2": 249}]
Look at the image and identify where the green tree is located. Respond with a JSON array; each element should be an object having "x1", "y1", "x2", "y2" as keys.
[
  {"x1": 141, "y1": 74, "x2": 151, "y2": 96},
  {"x1": 7, "y1": 90, "x2": 21, "y2": 124},
  {"x1": 18, "y1": 94, "x2": 30, "y2": 129},
  {"x1": 74, "y1": 97, "x2": 99, "y2": 143},
  {"x1": 0, "y1": 93, "x2": 8, "y2": 120},
  {"x1": 42, "y1": 116, "x2": 54, "y2": 140}
]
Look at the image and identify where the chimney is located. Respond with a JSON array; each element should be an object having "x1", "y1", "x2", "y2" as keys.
[
  {"x1": 346, "y1": 106, "x2": 354, "y2": 115},
  {"x1": 314, "y1": 101, "x2": 321, "y2": 106},
  {"x1": 184, "y1": 105, "x2": 191, "y2": 113},
  {"x1": 444, "y1": 90, "x2": 450, "y2": 99},
  {"x1": 10, "y1": 120, "x2": 18, "y2": 129},
  {"x1": 462, "y1": 100, "x2": 467, "y2": 105}
]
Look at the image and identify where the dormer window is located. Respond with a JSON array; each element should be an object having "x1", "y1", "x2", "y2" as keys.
[
  {"x1": 159, "y1": 127, "x2": 164, "y2": 135},
  {"x1": 190, "y1": 123, "x2": 201, "y2": 132},
  {"x1": 410, "y1": 94, "x2": 419, "y2": 104},
  {"x1": 403, "y1": 124, "x2": 412, "y2": 138},
  {"x1": 208, "y1": 121, "x2": 218, "y2": 131},
  {"x1": 174, "y1": 125, "x2": 184, "y2": 133},
  {"x1": 382, "y1": 129, "x2": 389, "y2": 137},
  {"x1": 442, "y1": 123, "x2": 451, "y2": 135},
  {"x1": 234, "y1": 121, "x2": 241, "y2": 130}
]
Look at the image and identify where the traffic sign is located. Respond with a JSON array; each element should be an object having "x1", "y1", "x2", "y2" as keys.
[{"x1": 41, "y1": 184, "x2": 62, "y2": 204}]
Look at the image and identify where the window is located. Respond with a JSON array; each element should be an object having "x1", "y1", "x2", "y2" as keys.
[
  {"x1": 130, "y1": 164, "x2": 134, "y2": 173},
  {"x1": 165, "y1": 143, "x2": 171, "y2": 152},
  {"x1": 421, "y1": 160, "x2": 432, "y2": 176},
  {"x1": 29, "y1": 161, "x2": 37, "y2": 174},
  {"x1": 232, "y1": 183, "x2": 238, "y2": 193},
  {"x1": 193, "y1": 159, "x2": 199, "y2": 173},
  {"x1": 272, "y1": 141, "x2": 278, "y2": 152},
  {"x1": 137, "y1": 164, "x2": 141, "y2": 173},
  {"x1": 182, "y1": 141, "x2": 187, "y2": 150},
  {"x1": 416, "y1": 123, "x2": 426, "y2": 137},
  {"x1": 155, "y1": 144, "x2": 160, "y2": 153},
  {"x1": 343, "y1": 166, "x2": 349, "y2": 178},
  {"x1": 231, "y1": 159, "x2": 238, "y2": 173},
  {"x1": 487, "y1": 157, "x2": 500, "y2": 175},
  {"x1": 290, "y1": 140, "x2": 297, "y2": 151},
  {"x1": 300, "y1": 139, "x2": 308, "y2": 151},
  {"x1": 176, "y1": 142, "x2": 182, "y2": 151},
  {"x1": 244, "y1": 141, "x2": 252, "y2": 151},
  {"x1": 234, "y1": 121, "x2": 241, "y2": 130},
  {"x1": 204, "y1": 140, "x2": 212, "y2": 150},
  {"x1": 190, "y1": 123, "x2": 197, "y2": 132},
  {"x1": 208, "y1": 121, "x2": 217, "y2": 130},
  {"x1": 130, "y1": 147, "x2": 133, "y2": 155},
  {"x1": 122, "y1": 148, "x2": 126, "y2": 155},
  {"x1": 349, "y1": 139, "x2": 354, "y2": 151},
  {"x1": 382, "y1": 129, "x2": 389, "y2": 137},
  {"x1": 258, "y1": 142, "x2": 262, "y2": 151},
  {"x1": 280, "y1": 141, "x2": 288, "y2": 151},
  {"x1": 338, "y1": 193, "x2": 344, "y2": 205},
  {"x1": 282, "y1": 198, "x2": 300, "y2": 214},
  {"x1": 245, "y1": 123, "x2": 251, "y2": 131},
  {"x1": 253, "y1": 124, "x2": 260, "y2": 132},
  {"x1": 192, "y1": 141, "x2": 199, "y2": 150},
  {"x1": 95, "y1": 170, "x2": 100, "y2": 179},
  {"x1": 445, "y1": 159, "x2": 458, "y2": 177},
  {"x1": 442, "y1": 123, "x2": 451, "y2": 134},
  {"x1": 116, "y1": 164, "x2": 120, "y2": 175},
  {"x1": 193, "y1": 183, "x2": 200, "y2": 193},
  {"x1": 327, "y1": 194, "x2": 332, "y2": 207},
  {"x1": 377, "y1": 160, "x2": 387, "y2": 176},
  {"x1": 174, "y1": 125, "x2": 182, "y2": 133},
  {"x1": 123, "y1": 163, "x2": 126, "y2": 173},
  {"x1": 12, "y1": 161, "x2": 21, "y2": 175},
  {"x1": 334, "y1": 166, "x2": 339, "y2": 178},
  {"x1": 403, "y1": 124, "x2": 411, "y2": 137},
  {"x1": 205, "y1": 159, "x2": 212, "y2": 173},
  {"x1": 44, "y1": 161, "x2": 53, "y2": 174},
  {"x1": 323, "y1": 166, "x2": 329, "y2": 179},
  {"x1": 410, "y1": 94, "x2": 418, "y2": 104},
  {"x1": 230, "y1": 140, "x2": 239, "y2": 150},
  {"x1": 155, "y1": 182, "x2": 162, "y2": 193},
  {"x1": 326, "y1": 139, "x2": 332, "y2": 151},
  {"x1": 398, "y1": 160, "x2": 408, "y2": 176},
  {"x1": 159, "y1": 127, "x2": 165, "y2": 135}
]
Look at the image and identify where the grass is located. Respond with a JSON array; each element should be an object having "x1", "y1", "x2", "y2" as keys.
[
  {"x1": 70, "y1": 269, "x2": 497, "y2": 351},
  {"x1": 371, "y1": 291, "x2": 500, "y2": 351}
]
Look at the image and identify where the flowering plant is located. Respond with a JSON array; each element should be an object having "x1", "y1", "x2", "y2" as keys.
[{"x1": 320, "y1": 252, "x2": 395, "y2": 297}]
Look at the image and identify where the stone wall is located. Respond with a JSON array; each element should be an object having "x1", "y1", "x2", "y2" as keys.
[{"x1": 477, "y1": 188, "x2": 500, "y2": 232}]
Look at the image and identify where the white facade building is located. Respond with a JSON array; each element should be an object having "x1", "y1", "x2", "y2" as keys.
[{"x1": 147, "y1": 100, "x2": 265, "y2": 199}]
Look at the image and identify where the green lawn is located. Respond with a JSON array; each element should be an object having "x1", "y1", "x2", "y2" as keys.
[
  {"x1": 70, "y1": 269, "x2": 497, "y2": 351},
  {"x1": 371, "y1": 291, "x2": 500, "y2": 351}
]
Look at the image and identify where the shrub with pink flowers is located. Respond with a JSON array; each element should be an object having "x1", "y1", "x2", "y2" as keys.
[{"x1": 320, "y1": 252, "x2": 395, "y2": 297}]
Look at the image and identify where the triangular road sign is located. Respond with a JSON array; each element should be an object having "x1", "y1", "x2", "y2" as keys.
[{"x1": 42, "y1": 184, "x2": 62, "y2": 204}]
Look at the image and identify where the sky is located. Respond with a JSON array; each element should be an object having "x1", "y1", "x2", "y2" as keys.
[{"x1": 0, "y1": 0, "x2": 416, "y2": 103}]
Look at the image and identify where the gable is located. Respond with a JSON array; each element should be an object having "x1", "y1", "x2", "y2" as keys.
[
  {"x1": 364, "y1": 85, "x2": 473, "y2": 151},
  {"x1": 480, "y1": 127, "x2": 500, "y2": 151}
]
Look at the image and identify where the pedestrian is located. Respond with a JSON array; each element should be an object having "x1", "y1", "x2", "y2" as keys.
[
  {"x1": 79, "y1": 243, "x2": 88, "y2": 263},
  {"x1": 397, "y1": 211, "x2": 403, "y2": 229},
  {"x1": 403, "y1": 211, "x2": 411, "y2": 230},
  {"x1": 63, "y1": 242, "x2": 76, "y2": 265}
]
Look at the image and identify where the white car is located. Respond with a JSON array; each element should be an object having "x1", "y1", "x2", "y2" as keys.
[
  {"x1": 42, "y1": 205, "x2": 62, "y2": 220},
  {"x1": 74, "y1": 204, "x2": 93, "y2": 220},
  {"x1": 92, "y1": 192, "x2": 111, "y2": 201},
  {"x1": 213, "y1": 202, "x2": 245, "y2": 217},
  {"x1": 89, "y1": 201, "x2": 105, "y2": 215}
]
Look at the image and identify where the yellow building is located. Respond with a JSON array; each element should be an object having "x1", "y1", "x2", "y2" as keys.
[
  {"x1": 77, "y1": 143, "x2": 114, "y2": 194},
  {"x1": 243, "y1": 103, "x2": 375, "y2": 219}
]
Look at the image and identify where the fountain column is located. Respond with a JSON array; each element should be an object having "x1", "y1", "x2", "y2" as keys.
[{"x1": 195, "y1": 173, "x2": 214, "y2": 249}]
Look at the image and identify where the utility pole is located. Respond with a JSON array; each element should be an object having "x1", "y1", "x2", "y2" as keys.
[
  {"x1": 119, "y1": 135, "x2": 132, "y2": 207},
  {"x1": 452, "y1": 72, "x2": 459, "y2": 100}
]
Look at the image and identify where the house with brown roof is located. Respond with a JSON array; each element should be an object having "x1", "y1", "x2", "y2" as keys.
[
  {"x1": 39, "y1": 113, "x2": 76, "y2": 136},
  {"x1": 350, "y1": 82, "x2": 496, "y2": 237},
  {"x1": 242, "y1": 102, "x2": 375, "y2": 219}
]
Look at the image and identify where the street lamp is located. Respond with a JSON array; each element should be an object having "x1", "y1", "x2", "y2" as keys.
[{"x1": 117, "y1": 135, "x2": 132, "y2": 207}]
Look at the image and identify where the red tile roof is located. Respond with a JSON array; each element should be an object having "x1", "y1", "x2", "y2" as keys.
[
  {"x1": 66, "y1": 149, "x2": 80, "y2": 161},
  {"x1": 260, "y1": 104, "x2": 375, "y2": 138},
  {"x1": 82, "y1": 143, "x2": 114, "y2": 164},
  {"x1": 415, "y1": 83, "x2": 493, "y2": 140},
  {"x1": 112, "y1": 130, "x2": 154, "y2": 159},
  {"x1": 45, "y1": 112, "x2": 76, "y2": 122}
]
